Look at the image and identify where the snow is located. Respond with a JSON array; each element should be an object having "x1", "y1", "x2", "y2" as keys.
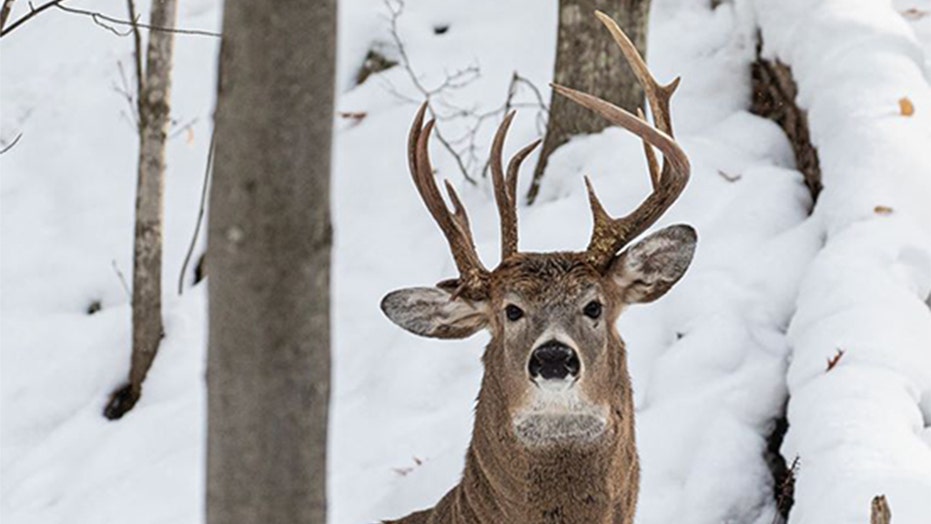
[
  {"x1": 750, "y1": 0, "x2": 931, "y2": 522},
  {"x1": 2, "y1": 0, "x2": 930, "y2": 523}
]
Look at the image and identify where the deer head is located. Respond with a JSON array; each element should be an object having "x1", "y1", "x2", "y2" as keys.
[{"x1": 382, "y1": 9, "x2": 694, "y2": 464}]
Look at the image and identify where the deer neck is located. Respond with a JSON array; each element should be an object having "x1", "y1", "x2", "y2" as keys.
[{"x1": 453, "y1": 340, "x2": 638, "y2": 524}]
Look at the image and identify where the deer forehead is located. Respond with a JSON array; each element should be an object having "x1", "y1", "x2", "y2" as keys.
[{"x1": 490, "y1": 253, "x2": 607, "y2": 305}]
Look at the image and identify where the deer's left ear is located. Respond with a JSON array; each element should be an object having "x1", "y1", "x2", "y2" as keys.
[{"x1": 608, "y1": 224, "x2": 697, "y2": 304}]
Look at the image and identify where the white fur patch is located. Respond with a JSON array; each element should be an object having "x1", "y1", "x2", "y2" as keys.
[{"x1": 513, "y1": 385, "x2": 608, "y2": 446}]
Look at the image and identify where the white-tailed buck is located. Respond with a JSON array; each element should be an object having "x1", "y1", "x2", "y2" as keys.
[{"x1": 381, "y1": 12, "x2": 695, "y2": 524}]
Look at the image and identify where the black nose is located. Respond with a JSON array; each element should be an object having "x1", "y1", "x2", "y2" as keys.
[{"x1": 528, "y1": 342, "x2": 580, "y2": 380}]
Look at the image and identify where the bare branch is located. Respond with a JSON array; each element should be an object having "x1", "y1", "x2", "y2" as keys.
[
  {"x1": 0, "y1": 132, "x2": 23, "y2": 155},
  {"x1": 380, "y1": 0, "x2": 547, "y2": 185},
  {"x1": 0, "y1": 0, "x2": 63, "y2": 37},
  {"x1": 113, "y1": 60, "x2": 139, "y2": 128},
  {"x1": 56, "y1": 3, "x2": 219, "y2": 37},
  {"x1": 382, "y1": 0, "x2": 477, "y2": 185},
  {"x1": 178, "y1": 128, "x2": 214, "y2": 295},
  {"x1": 0, "y1": 0, "x2": 219, "y2": 38},
  {"x1": 111, "y1": 260, "x2": 132, "y2": 300}
]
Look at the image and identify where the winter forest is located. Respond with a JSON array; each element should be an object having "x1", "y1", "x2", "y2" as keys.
[{"x1": 2, "y1": 0, "x2": 931, "y2": 523}]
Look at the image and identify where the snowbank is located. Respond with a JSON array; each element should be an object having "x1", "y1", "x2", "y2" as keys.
[{"x1": 751, "y1": 0, "x2": 931, "y2": 522}]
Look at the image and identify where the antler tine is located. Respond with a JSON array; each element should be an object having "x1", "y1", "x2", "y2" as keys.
[
  {"x1": 408, "y1": 102, "x2": 489, "y2": 297},
  {"x1": 490, "y1": 112, "x2": 519, "y2": 258},
  {"x1": 637, "y1": 108, "x2": 661, "y2": 189},
  {"x1": 551, "y1": 12, "x2": 690, "y2": 270},
  {"x1": 595, "y1": 10, "x2": 680, "y2": 137},
  {"x1": 490, "y1": 111, "x2": 543, "y2": 259},
  {"x1": 507, "y1": 138, "x2": 542, "y2": 204}
]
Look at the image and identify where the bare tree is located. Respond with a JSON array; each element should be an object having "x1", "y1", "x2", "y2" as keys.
[
  {"x1": 206, "y1": 0, "x2": 335, "y2": 522},
  {"x1": 104, "y1": 0, "x2": 178, "y2": 420},
  {"x1": 526, "y1": 0, "x2": 650, "y2": 204}
]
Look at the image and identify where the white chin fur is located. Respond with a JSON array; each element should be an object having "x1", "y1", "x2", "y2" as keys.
[{"x1": 512, "y1": 382, "x2": 608, "y2": 446}]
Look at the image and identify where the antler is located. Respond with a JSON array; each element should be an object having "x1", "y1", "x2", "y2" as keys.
[
  {"x1": 408, "y1": 102, "x2": 489, "y2": 299},
  {"x1": 552, "y1": 10, "x2": 690, "y2": 271},
  {"x1": 408, "y1": 101, "x2": 542, "y2": 297},
  {"x1": 489, "y1": 111, "x2": 542, "y2": 259}
]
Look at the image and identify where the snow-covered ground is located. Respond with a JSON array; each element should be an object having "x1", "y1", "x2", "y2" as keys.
[{"x1": 2, "y1": 1, "x2": 930, "y2": 523}]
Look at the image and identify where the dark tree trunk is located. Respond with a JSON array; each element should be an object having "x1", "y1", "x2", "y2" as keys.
[
  {"x1": 206, "y1": 0, "x2": 335, "y2": 522},
  {"x1": 527, "y1": 0, "x2": 650, "y2": 204},
  {"x1": 104, "y1": 0, "x2": 178, "y2": 420},
  {"x1": 1, "y1": 0, "x2": 15, "y2": 31},
  {"x1": 871, "y1": 495, "x2": 891, "y2": 524}
]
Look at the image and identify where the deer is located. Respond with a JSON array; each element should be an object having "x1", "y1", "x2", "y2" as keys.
[{"x1": 379, "y1": 12, "x2": 695, "y2": 524}]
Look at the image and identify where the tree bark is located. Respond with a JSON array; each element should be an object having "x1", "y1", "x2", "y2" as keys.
[
  {"x1": 1, "y1": 0, "x2": 15, "y2": 31},
  {"x1": 750, "y1": 48, "x2": 822, "y2": 203},
  {"x1": 104, "y1": 0, "x2": 178, "y2": 420},
  {"x1": 206, "y1": 0, "x2": 335, "y2": 522},
  {"x1": 527, "y1": 0, "x2": 650, "y2": 204},
  {"x1": 870, "y1": 495, "x2": 891, "y2": 524}
]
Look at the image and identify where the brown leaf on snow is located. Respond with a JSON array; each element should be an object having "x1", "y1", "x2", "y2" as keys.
[
  {"x1": 901, "y1": 8, "x2": 929, "y2": 21},
  {"x1": 898, "y1": 97, "x2": 914, "y2": 116},
  {"x1": 826, "y1": 348, "x2": 845, "y2": 372},
  {"x1": 339, "y1": 111, "x2": 368, "y2": 122},
  {"x1": 874, "y1": 205, "x2": 894, "y2": 216}
]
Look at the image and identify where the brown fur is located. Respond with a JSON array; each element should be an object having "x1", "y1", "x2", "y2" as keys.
[{"x1": 385, "y1": 253, "x2": 643, "y2": 524}]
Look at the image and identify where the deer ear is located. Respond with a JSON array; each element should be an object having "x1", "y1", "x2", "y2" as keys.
[
  {"x1": 608, "y1": 224, "x2": 696, "y2": 304},
  {"x1": 381, "y1": 287, "x2": 489, "y2": 339}
]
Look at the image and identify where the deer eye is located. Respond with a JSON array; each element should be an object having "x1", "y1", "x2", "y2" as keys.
[
  {"x1": 505, "y1": 304, "x2": 524, "y2": 322},
  {"x1": 583, "y1": 301, "x2": 602, "y2": 319}
]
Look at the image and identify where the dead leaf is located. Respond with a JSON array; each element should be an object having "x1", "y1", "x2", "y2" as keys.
[
  {"x1": 874, "y1": 205, "x2": 894, "y2": 215},
  {"x1": 826, "y1": 348, "x2": 845, "y2": 372},
  {"x1": 901, "y1": 8, "x2": 929, "y2": 21},
  {"x1": 899, "y1": 97, "x2": 914, "y2": 116},
  {"x1": 339, "y1": 111, "x2": 368, "y2": 122}
]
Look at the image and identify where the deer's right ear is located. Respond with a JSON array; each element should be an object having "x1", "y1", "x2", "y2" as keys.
[{"x1": 381, "y1": 287, "x2": 489, "y2": 339}]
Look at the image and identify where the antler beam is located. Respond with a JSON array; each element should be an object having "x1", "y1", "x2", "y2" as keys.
[{"x1": 553, "y1": 10, "x2": 690, "y2": 270}]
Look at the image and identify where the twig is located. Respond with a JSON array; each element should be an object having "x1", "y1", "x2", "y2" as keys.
[
  {"x1": 0, "y1": 0, "x2": 220, "y2": 38},
  {"x1": 382, "y1": 0, "x2": 477, "y2": 184},
  {"x1": 168, "y1": 116, "x2": 199, "y2": 139},
  {"x1": 0, "y1": 132, "x2": 23, "y2": 155},
  {"x1": 113, "y1": 60, "x2": 139, "y2": 129},
  {"x1": 178, "y1": 128, "x2": 214, "y2": 295},
  {"x1": 771, "y1": 455, "x2": 800, "y2": 524},
  {"x1": 0, "y1": 0, "x2": 61, "y2": 37},
  {"x1": 381, "y1": 0, "x2": 547, "y2": 184},
  {"x1": 56, "y1": 3, "x2": 219, "y2": 37},
  {"x1": 111, "y1": 260, "x2": 132, "y2": 300},
  {"x1": 717, "y1": 169, "x2": 742, "y2": 182},
  {"x1": 125, "y1": 1, "x2": 144, "y2": 128},
  {"x1": 825, "y1": 348, "x2": 845, "y2": 372}
]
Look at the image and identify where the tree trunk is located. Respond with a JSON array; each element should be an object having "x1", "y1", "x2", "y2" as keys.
[
  {"x1": 870, "y1": 495, "x2": 891, "y2": 524},
  {"x1": 206, "y1": 0, "x2": 335, "y2": 522},
  {"x1": 1, "y1": 0, "x2": 15, "y2": 31},
  {"x1": 527, "y1": 0, "x2": 650, "y2": 204},
  {"x1": 104, "y1": 0, "x2": 178, "y2": 420}
]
